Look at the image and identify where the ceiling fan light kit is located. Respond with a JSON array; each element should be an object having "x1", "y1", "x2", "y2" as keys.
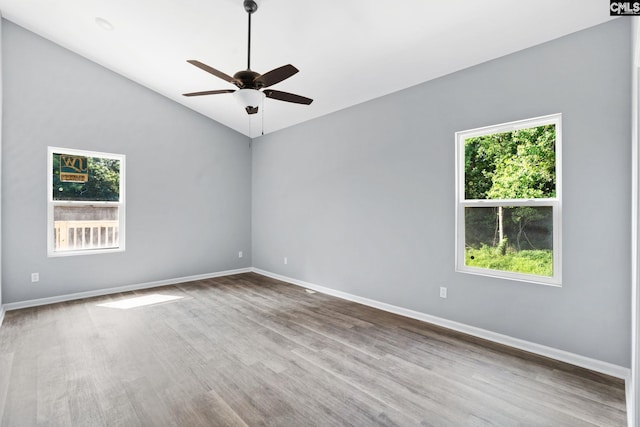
[
  {"x1": 183, "y1": 0, "x2": 312, "y2": 115},
  {"x1": 234, "y1": 88, "x2": 264, "y2": 114}
]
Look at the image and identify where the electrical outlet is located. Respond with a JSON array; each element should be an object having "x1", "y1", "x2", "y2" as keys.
[
  {"x1": 284, "y1": 257, "x2": 288, "y2": 265},
  {"x1": 440, "y1": 287, "x2": 447, "y2": 298},
  {"x1": 31, "y1": 272, "x2": 40, "y2": 283},
  {"x1": 238, "y1": 251, "x2": 243, "y2": 258}
]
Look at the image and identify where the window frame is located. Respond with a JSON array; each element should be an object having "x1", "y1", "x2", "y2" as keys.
[
  {"x1": 454, "y1": 114, "x2": 562, "y2": 286},
  {"x1": 47, "y1": 146, "x2": 126, "y2": 257}
]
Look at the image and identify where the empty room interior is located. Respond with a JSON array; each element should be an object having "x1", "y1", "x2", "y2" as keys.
[{"x1": 1, "y1": 1, "x2": 640, "y2": 426}]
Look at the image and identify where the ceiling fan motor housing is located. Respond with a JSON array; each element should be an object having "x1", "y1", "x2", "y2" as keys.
[{"x1": 233, "y1": 70, "x2": 263, "y2": 89}]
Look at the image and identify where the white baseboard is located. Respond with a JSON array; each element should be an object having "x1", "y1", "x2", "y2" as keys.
[
  {"x1": 252, "y1": 268, "x2": 630, "y2": 381},
  {"x1": 2, "y1": 267, "x2": 253, "y2": 311},
  {"x1": 0, "y1": 305, "x2": 5, "y2": 327}
]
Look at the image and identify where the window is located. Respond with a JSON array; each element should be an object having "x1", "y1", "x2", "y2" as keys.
[
  {"x1": 48, "y1": 147, "x2": 125, "y2": 256},
  {"x1": 455, "y1": 114, "x2": 561, "y2": 285}
]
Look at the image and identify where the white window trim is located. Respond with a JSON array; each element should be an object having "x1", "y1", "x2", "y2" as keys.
[
  {"x1": 454, "y1": 113, "x2": 562, "y2": 286},
  {"x1": 47, "y1": 146, "x2": 126, "y2": 257}
]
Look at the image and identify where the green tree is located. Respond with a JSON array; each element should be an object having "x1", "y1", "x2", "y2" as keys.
[
  {"x1": 465, "y1": 130, "x2": 516, "y2": 199},
  {"x1": 486, "y1": 126, "x2": 556, "y2": 200},
  {"x1": 464, "y1": 124, "x2": 556, "y2": 252},
  {"x1": 53, "y1": 155, "x2": 120, "y2": 201}
]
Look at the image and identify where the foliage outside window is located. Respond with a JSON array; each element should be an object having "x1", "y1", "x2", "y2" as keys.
[
  {"x1": 48, "y1": 147, "x2": 125, "y2": 256},
  {"x1": 455, "y1": 114, "x2": 561, "y2": 285}
]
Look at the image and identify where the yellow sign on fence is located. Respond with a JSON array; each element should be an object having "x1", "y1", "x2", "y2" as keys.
[{"x1": 60, "y1": 155, "x2": 88, "y2": 182}]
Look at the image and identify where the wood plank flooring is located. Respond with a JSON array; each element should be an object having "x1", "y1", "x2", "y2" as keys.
[{"x1": 0, "y1": 273, "x2": 627, "y2": 426}]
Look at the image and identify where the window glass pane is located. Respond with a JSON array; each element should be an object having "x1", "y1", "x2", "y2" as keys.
[
  {"x1": 464, "y1": 124, "x2": 556, "y2": 200},
  {"x1": 52, "y1": 154, "x2": 120, "y2": 201},
  {"x1": 465, "y1": 206, "x2": 553, "y2": 277},
  {"x1": 53, "y1": 206, "x2": 119, "y2": 252}
]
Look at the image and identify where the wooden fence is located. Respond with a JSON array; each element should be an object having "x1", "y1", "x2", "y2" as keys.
[{"x1": 54, "y1": 220, "x2": 119, "y2": 250}]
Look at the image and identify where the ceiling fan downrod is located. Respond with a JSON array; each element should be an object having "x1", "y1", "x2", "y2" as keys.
[{"x1": 244, "y1": 0, "x2": 258, "y2": 71}]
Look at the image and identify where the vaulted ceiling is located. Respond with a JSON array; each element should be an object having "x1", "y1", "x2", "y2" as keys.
[{"x1": 0, "y1": 0, "x2": 614, "y2": 137}]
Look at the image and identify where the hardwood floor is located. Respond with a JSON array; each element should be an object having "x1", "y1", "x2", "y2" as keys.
[{"x1": 0, "y1": 273, "x2": 627, "y2": 426}]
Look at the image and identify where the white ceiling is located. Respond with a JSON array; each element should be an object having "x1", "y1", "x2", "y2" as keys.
[{"x1": 0, "y1": 0, "x2": 615, "y2": 138}]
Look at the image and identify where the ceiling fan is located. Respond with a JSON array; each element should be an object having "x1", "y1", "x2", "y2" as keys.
[{"x1": 183, "y1": 0, "x2": 313, "y2": 115}]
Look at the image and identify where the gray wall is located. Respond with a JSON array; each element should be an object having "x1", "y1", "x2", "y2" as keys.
[
  {"x1": 0, "y1": 17, "x2": 3, "y2": 311},
  {"x1": 631, "y1": 16, "x2": 639, "y2": 426},
  {"x1": 2, "y1": 20, "x2": 252, "y2": 303},
  {"x1": 252, "y1": 19, "x2": 632, "y2": 367}
]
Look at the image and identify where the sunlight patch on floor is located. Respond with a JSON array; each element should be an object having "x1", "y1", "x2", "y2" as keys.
[{"x1": 97, "y1": 294, "x2": 183, "y2": 309}]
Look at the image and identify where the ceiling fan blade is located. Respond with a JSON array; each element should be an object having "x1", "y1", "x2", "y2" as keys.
[
  {"x1": 264, "y1": 89, "x2": 313, "y2": 105},
  {"x1": 187, "y1": 60, "x2": 237, "y2": 84},
  {"x1": 257, "y1": 64, "x2": 299, "y2": 88},
  {"x1": 183, "y1": 89, "x2": 236, "y2": 97},
  {"x1": 246, "y1": 106, "x2": 259, "y2": 115}
]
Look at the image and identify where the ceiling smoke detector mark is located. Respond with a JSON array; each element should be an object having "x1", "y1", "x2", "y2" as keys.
[{"x1": 95, "y1": 17, "x2": 114, "y2": 31}]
